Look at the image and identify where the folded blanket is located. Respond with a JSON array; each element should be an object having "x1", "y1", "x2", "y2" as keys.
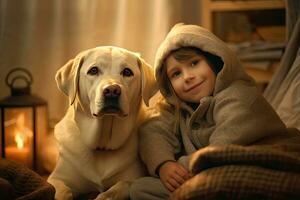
[
  {"x1": 0, "y1": 159, "x2": 55, "y2": 200},
  {"x1": 171, "y1": 143, "x2": 300, "y2": 200}
]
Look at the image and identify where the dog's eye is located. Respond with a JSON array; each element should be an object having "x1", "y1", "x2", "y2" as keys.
[
  {"x1": 122, "y1": 68, "x2": 134, "y2": 77},
  {"x1": 87, "y1": 67, "x2": 99, "y2": 75}
]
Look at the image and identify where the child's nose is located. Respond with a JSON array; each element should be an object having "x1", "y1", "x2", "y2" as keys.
[{"x1": 184, "y1": 71, "x2": 195, "y2": 82}]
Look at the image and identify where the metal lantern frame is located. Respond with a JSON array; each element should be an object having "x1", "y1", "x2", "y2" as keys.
[{"x1": 0, "y1": 68, "x2": 48, "y2": 170}]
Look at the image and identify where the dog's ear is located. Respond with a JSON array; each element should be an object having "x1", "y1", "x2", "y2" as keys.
[
  {"x1": 55, "y1": 54, "x2": 84, "y2": 105},
  {"x1": 137, "y1": 57, "x2": 158, "y2": 106}
]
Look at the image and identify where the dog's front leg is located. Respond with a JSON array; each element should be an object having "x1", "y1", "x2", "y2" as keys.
[
  {"x1": 95, "y1": 181, "x2": 131, "y2": 200},
  {"x1": 48, "y1": 178, "x2": 73, "y2": 200}
]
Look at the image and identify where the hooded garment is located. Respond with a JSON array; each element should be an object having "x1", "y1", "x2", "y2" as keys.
[{"x1": 139, "y1": 24, "x2": 287, "y2": 176}]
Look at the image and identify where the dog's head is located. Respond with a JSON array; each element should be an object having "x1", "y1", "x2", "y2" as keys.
[{"x1": 55, "y1": 46, "x2": 157, "y2": 118}]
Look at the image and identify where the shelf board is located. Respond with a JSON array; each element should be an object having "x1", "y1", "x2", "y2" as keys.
[
  {"x1": 208, "y1": 0, "x2": 285, "y2": 11},
  {"x1": 245, "y1": 67, "x2": 274, "y2": 84}
]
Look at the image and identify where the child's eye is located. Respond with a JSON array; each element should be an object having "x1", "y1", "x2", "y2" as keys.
[
  {"x1": 171, "y1": 71, "x2": 181, "y2": 78},
  {"x1": 191, "y1": 60, "x2": 199, "y2": 67}
]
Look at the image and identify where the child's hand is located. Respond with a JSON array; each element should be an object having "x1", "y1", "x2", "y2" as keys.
[{"x1": 158, "y1": 161, "x2": 190, "y2": 192}]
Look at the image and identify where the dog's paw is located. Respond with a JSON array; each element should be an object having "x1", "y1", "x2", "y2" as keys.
[
  {"x1": 48, "y1": 178, "x2": 73, "y2": 200},
  {"x1": 55, "y1": 191, "x2": 73, "y2": 200},
  {"x1": 94, "y1": 190, "x2": 117, "y2": 200}
]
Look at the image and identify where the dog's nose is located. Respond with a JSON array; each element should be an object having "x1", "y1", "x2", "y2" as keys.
[{"x1": 103, "y1": 84, "x2": 121, "y2": 97}]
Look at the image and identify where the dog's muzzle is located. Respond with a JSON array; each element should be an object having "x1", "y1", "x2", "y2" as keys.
[
  {"x1": 94, "y1": 84, "x2": 126, "y2": 117},
  {"x1": 103, "y1": 84, "x2": 121, "y2": 110}
]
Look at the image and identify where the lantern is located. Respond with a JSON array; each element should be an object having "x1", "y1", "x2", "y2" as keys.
[{"x1": 0, "y1": 68, "x2": 48, "y2": 171}]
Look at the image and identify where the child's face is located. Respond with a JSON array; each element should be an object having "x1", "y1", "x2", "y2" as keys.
[{"x1": 166, "y1": 54, "x2": 216, "y2": 103}]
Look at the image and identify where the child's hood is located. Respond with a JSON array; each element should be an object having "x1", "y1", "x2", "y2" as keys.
[{"x1": 154, "y1": 23, "x2": 254, "y2": 106}]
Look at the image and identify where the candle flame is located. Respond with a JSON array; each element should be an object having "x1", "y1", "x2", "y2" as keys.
[
  {"x1": 13, "y1": 113, "x2": 32, "y2": 149},
  {"x1": 15, "y1": 132, "x2": 24, "y2": 149}
]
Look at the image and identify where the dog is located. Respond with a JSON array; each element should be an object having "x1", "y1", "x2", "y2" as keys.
[{"x1": 47, "y1": 46, "x2": 157, "y2": 200}]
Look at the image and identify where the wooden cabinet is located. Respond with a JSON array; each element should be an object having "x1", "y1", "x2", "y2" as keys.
[{"x1": 201, "y1": 0, "x2": 286, "y2": 88}]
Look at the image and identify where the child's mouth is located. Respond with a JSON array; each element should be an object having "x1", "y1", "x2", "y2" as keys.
[{"x1": 185, "y1": 81, "x2": 204, "y2": 92}]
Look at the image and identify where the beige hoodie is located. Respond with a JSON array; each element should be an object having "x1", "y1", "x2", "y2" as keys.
[{"x1": 139, "y1": 24, "x2": 287, "y2": 176}]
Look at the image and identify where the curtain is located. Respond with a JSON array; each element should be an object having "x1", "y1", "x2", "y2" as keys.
[
  {"x1": 264, "y1": 0, "x2": 300, "y2": 129},
  {"x1": 0, "y1": 0, "x2": 202, "y2": 124}
]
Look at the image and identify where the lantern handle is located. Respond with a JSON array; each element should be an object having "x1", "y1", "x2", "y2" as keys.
[
  {"x1": 9, "y1": 75, "x2": 32, "y2": 89},
  {"x1": 5, "y1": 68, "x2": 33, "y2": 89}
]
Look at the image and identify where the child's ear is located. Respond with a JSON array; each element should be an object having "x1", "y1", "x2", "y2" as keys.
[
  {"x1": 137, "y1": 57, "x2": 158, "y2": 106},
  {"x1": 55, "y1": 54, "x2": 84, "y2": 105}
]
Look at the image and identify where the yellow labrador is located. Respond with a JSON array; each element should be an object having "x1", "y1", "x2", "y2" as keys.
[{"x1": 48, "y1": 46, "x2": 157, "y2": 200}]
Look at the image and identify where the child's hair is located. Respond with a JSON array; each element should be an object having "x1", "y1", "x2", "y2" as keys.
[
  {"x1": 161, "y1": 46, "x2": 224, "y2": 132},
  {"x1": 171, "y1": 46, "x2": 223, "y2": 75}
]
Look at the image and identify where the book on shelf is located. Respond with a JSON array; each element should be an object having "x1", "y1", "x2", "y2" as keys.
[
  {"x1": 229, "y1": 41, "x2": 284, "y2": 71},
  {"x1": 242, "y1": 61, "x2": 272, "y2": 71},
  {"x1": 238, "y1": 49, "x2": 283, "y2": 61}
]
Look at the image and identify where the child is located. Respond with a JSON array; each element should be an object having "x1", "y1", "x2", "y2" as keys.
[{"x1": 130, "y1": 23, "x2": 287, "y2": 199}]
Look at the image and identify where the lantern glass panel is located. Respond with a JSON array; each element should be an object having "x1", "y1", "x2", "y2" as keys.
[{"x1": 4, "y1": 107, "x2": 33, "y2": 168}]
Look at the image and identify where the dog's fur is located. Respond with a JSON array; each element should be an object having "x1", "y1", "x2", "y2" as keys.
[{"x1": 47, "y1": 46, "x2": 157, "y2": 200}]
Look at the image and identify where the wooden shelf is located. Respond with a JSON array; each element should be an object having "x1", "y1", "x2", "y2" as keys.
[
  {"x1": 245, "y1": 68, "x2": 274, "y2": 84},
  {"x1": 201, "y1": 0, "x2": 285, "y2": 88},
  {"x1": 202, "y1": 0, "x2": 285, "y2": 30},
  {"x1": 208, "y1": 0, "x2": 285, "y2": 11},
  {"x1": 244, "y1": 61, "x2": 278, "y2": 84}
]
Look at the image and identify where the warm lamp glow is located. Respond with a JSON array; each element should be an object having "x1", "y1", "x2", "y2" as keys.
[
  {"x1": 15, "y1": 133, "x2": 24, "y2": 149},
  {"x1": 4, "y1": 112, "x2": 32, "y2": 166},
  {"x1": 13, "y1": 113, "x2": 32, "y2": 149}
]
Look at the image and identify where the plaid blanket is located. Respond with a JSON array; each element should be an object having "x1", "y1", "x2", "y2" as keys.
[{"x1": 171, "y1": 136, "x2": 300, "y2": 200}]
